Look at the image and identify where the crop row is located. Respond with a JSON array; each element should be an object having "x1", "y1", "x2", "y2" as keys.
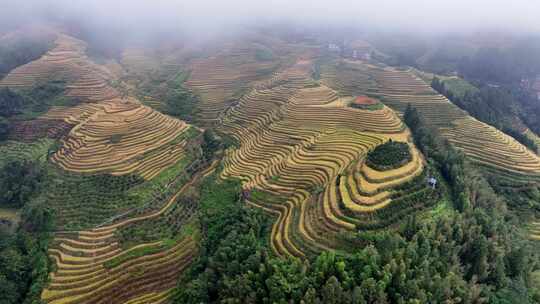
[
  {"x1": 0, "y1": 33, "x2": 119, "y2": 102},
  {"x1": 185, "y1": 43, "x2": 285, "y2": 124},
  {"x1": 40, "y1": 158, "x2": 218, "y2": 303},
  {"x1": 219, "y1": 59, "x2": 427, "y2": 257},
  {"x1": 325, "y1": 60, "x2": 540, "y2": 181},
  {"x1": 51, "y1": 99, "x2": 192, "y2": 179}
]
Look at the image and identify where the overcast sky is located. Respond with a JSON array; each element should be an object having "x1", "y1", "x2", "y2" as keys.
[{"x1": 2, "y1": 0, "x2": 540, "y2": 34}]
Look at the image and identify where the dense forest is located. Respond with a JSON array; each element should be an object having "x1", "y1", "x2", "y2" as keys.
[{"x1": 0, "y1": 160, "x2": 53, "y2": 303}]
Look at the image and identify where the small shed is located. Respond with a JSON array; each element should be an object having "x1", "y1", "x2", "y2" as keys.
[{"x1": 427, "y1": 177, "x2": 437, "y2": 189}]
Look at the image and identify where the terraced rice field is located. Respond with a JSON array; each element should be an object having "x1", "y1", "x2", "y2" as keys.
[
  {"x1": 319, "y1": 59, "x2": 379, "y2": 96},
  {"x1": 0, "y1": 30, "x2": 213, "y2": 303},
  {"x1": 50, "y1": 98, "x2": 196, "y2": 180},
  {"x1": 121, "y1": 49, "x2": 162, "y2": 77},
  {"x1": 185, "y1": 43, "x2": 282, "y2": 125},
  {"x1": 12, "y1": 32, "x2": 538, "y2": 301},
  {"x1": 322, "y1": 59, "x2": 540, "y2": 183},
  {"x1": 0, "y1": 33, "x2": 118, "y2": 102},
  {"x1": 120, "y1": 47, "x2": 190, "y2": 90},
  {"x1": 40, "y1": 160, "x2": 218, "y2": 304},
  {"x1": 36, "y1": 96, "x2": 208, "y2": 303},
  {"x1": 219, "y1": 59, "x2": 430, "y2": 257},
  {"x1": 42, "y1": 227, "x2": 197, "y2": 304}
]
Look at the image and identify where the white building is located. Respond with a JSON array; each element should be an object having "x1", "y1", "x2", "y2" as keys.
[{"x1": 328, "y1": 43, "x2": 341, "y2": 52}]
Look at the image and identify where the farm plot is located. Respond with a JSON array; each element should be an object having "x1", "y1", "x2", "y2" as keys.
[
  {"x1": 50, "y1": 98, "x2": 198, "y2": 180},
  {"x1": 42, "y1": 126, "x2": 203, "y2": 231},
  {"x1": 324, "y1": 60, "x2": 540, "y2": 182},
  {"x1": 320, "y1": 59, "x2": 379, "y2": 96},
  {"x1": 39, "y1": 146, "x2": 212, "y2": 304},
  {"x1": 40, "y1": 156, "x2": 218, "y2": 304},
  {"x1": 121, "y1": 47, "x2": 193, "y2": 80},
  {"x1": 8, "y1": 119, "x2": 74, "y2": 141},
  {"x1": 219, "y1": 59, "x2": 427, "y2": 258},
  {"x1": 42, "y1": 230, "x2": 197, "y2": 304},
  {"x1": 0, "y1": 33, "x2": 119, "y2": 102},
  {"x1": 0, "y1": 32, "x2": 209, "y2": 304},
  {"x1": 441, "y1": 117, "x2": 540, "y2": 178},
  {"x1": 185, "y1": 42, "x2": 285, "y2": 125}
]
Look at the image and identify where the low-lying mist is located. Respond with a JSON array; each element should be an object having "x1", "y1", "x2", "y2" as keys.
[{"x1": 2, "y1": 0, "x2": 540, "y2": 39}]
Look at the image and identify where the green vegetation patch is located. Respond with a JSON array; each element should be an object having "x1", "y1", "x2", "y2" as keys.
[
  {"x1": 44, "y1": 148, "x2": 197, "y2": 231},
  {"x1": 0, "y1": 80, "x2": 77, "y2": 121},
  {"x1": 254, "y1": 48, "x2": 275, "y2": 61},
  {"x1": 109, "y1": 134, "x2": 123, "y2": 144},
  {"x1": 0, "y1": 160, "x2": 44, "y2": 209},
  {"x1": 366, "y1": 140, "x2": 412, "y2": 170},
  {"x1": 104, "y1": 238, "x2": 178, "y2": 269},
  {"x1": 304, "y1": 80, "x2": 320, "y2": 88},
  {"x1": 115, "y1": 175, "x2": 197, "y2": 248},
  {"x1": 42, "y1": 168, "x2": 145, "y2": 230},
  {"x1": 350, "y1": 101, "x2": 384, "y2": 111},
  {"x1": 114, "y1": 131, "x2": 217, "y2": 247},
  {"x1": 0, "y1": 139, "x2": 54, "y2": 166},
  {"x1": 175, "y1": 172, "x2": 535, "y2": 304},
  {"x1": 136, "y1": 69, "x2": 199, "y2": 122},
  {"x1": 440, "y1": 77, "x2": 479, "y2": 98}
]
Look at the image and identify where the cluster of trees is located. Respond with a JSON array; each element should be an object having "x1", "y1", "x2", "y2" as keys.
[
  {"x1": 255, "y1": 48, "x2": 274, "y2": 61},
  {"x1": 0, "y1": 81, "x2": 69, "y2": 141},
  {"x1": 201, "y1": 130, "x2": 221, "y2": 161},
  {"x1": 366, "y1": 140, "x2": 411, "y2": 171},
  {"x1": 0, "y1": 160, "x2": 44, "y2": 208},
  {"x1": 24, "y1": 80, "x2": 69, "y2": 113},
  {"x1": 431, "y1": 77, "x2": 539, "y2": 153},
  {"x1": 0, "y1": 201, "x2": 54, "y2": 304},
  {"x1": 173, "y1": 169, "x2": 537, "y2": 303},
  {"x1": 311, "y1": 59, "x2": 322, "y2": 80},
  {"x1": 163, "y1": 84, "x2": 199, "y2": 122},
  {"x1": 136, "y1": 70, "x2": 199, "y2": 122},
  {"x1": 0, "y1": 160, "x2": 54, "y2": 304},
  {"x1": 0, "y1": 87, "x2": 24, "y2": 117},
  {"x1": 404, "y1": 104, "x2": 470, "y2": 211},
  {"x1": 0, "y1": 88, "x2": 24, "y2": 141},
  {"x1": 511, "y1": 89, "x2": 540, "y2": 137}
]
